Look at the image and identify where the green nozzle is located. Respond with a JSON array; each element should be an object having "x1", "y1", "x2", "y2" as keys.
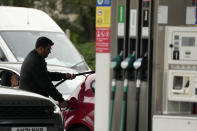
[
  {"x1": 110, "y1": 54, "x2": 123, "y2": 69},
  {"x1": 121, "y1": 54, "x2": 135, "y2": 69},
  {"x1": 127, "y1": 54, "x2": 135, "y2": 69}
]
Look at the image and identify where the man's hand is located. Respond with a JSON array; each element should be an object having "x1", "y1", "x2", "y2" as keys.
[
  {"x1": 65, "y1": 73, "x2": 76, "y2": 80},
  {"x1": 60, "y1": 100, "x2": 69, "y2": 108}
]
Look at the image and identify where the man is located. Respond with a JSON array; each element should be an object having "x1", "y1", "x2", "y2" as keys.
[{"x1": 19, "y1": 37, "x2": 75, "y2": 108}]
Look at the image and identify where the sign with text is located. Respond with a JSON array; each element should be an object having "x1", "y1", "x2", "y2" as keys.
[
  {"x1": 96, "y1": 28, "x2": 110, "y2": 53},
  {"x1": 96, "y1": 0, "x2": 111, "y2": 53},
  {"x1": 96, "y1": 7, "x2": 111, "y2": 27}
]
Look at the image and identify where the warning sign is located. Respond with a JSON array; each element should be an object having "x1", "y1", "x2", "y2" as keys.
[
  {"x1": 96, "y1": 27, "x2": 110, "y2": 53},
  {"x1": 96, "y1": 7, "x2": 111, "y2": 27}
]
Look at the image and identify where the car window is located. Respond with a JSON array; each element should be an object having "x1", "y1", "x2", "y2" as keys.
[
  {"x1": 0, "y1": 47, "x2": 7, "y2": 62},
  {"x1": 0, "y1": 69, "x2": 19, "y2": 88},
  {"x1": 55, "y1": 75, "x2": 85, "y2": 96}
]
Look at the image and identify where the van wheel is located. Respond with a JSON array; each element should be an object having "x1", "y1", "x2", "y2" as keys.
[{"x1": 69, "y1": 127, "x2": 90, "y2": 131}]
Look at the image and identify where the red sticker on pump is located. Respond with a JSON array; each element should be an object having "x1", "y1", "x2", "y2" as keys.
[{"x1": 95, "y1": 27, "x2": 110, "y2": 53}]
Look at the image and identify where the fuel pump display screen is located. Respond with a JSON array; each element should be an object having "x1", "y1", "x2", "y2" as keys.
[
  {"x1": 182, "y1": 37, "x2": 195, "y2": 47},
  {"x1": 173, "y1": 76, "x2": 183, "y2": 90}
]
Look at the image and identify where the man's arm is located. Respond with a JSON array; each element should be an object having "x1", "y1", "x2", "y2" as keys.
[{"x1": 48, "y1": 71, "x2": 75, "y2": 81}]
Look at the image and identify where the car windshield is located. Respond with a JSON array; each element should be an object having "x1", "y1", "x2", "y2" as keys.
[
  {"x1": 0, "y1": 31, "x2": 88, "y2": 71},
  {"x1": 54, "y1": 75, "x2": 85, "y2": 96}
]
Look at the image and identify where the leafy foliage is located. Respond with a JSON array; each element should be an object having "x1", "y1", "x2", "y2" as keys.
[
  {"x1": 73, "y1": 42, "x2": 95, "y2": 70},
  {"x1": 62, "y1": 0, "x2": 96, "y2": 43},
  {"x1": 0, "y1": 0, "x2": 34, "y2": 7}
]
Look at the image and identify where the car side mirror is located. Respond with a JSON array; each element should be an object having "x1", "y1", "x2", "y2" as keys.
[{"x1": 69, "y1": 97, "x2": 79, "y2": 109}]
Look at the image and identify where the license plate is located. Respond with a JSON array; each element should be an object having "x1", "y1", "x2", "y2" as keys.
[{"x1": 11, "y1": 127, "x2": 47, "y2": 131}]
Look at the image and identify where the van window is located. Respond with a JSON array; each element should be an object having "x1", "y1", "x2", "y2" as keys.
[
  {"x1": 0, "y1": 31, "x2": 88, "y2": 71},
  {"x1": 0, "y1": 47, "x2": 7, "y2": 62}
]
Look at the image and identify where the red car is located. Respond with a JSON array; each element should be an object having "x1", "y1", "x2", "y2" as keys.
[{"x1": 63, "y1": 73, "x2": 95, "y2": 131}]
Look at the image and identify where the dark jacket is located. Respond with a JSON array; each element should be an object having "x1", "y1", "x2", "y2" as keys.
[{"x1": 19, "y1": 50, "x2": 66, "y2": 103}]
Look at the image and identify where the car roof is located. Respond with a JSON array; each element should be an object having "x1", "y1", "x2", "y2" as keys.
[{"x1": 0, "y1": 62, "x2": 21, "y2": 74}]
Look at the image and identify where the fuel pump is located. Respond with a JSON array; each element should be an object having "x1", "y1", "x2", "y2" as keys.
[
  {"x1": 119, "y1": 52, "x2": 135, "y2": 131},
  {"x1": 162, "y1": 26, "x2": 197, "y2": 114},
  {"x1": 153, "y1": 26, "x2": 197, "y2": 131},
  {"x1": 109, "y1": 52, "x2": 123, "y2": 131},
  {"x1": 109, "y1": 0, "x2": 153, "y2": 130}
]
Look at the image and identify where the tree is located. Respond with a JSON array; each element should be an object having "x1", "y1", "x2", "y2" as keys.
[
  {"x1": 62, "y1": 0, "x2": 96, "y2": 42},
  {"x1": 0, "y1": 0, "x2": 34, "y2": 7}
]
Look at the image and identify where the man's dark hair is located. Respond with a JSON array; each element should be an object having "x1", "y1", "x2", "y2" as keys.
[{"x1": 35, "y1": 37, "x2": 54, "y2": 49}]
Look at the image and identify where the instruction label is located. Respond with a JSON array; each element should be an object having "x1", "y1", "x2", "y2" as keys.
[
  {"x1": 186, "y1": 7, "x2": 195, "y2": 25},
  {"x1": 96, "y1": 28, "x2": 110, "y2": 53},
  {"x1": 130, "y1": 9, "x2": 137, "y2": 37},
  {"x1": 96, "y1": 7, "x2": 111, "y2": 27},
  {"x1": 158, "y1": 6, "x2": 168, "y2": 24},
  {"x1": 118, "y1": 5, "x2": 125, "y2": 37}
]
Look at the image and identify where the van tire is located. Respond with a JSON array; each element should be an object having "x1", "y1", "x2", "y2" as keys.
[{"x1": 69, "y1": 127, "x2": 90, "y2": 131}]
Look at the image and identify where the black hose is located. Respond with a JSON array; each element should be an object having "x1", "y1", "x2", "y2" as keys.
[
  {"x1": 74, "y1": 71, "x2": 95, "y2": 76},
  {"x1": 54, "y1": 71, "x2": 95, "y2": 87}
]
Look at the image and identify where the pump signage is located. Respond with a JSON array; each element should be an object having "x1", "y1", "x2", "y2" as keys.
[
  {"x1": 118, "y1": 5, "x2": 125, "y2": 37},
  {"x1": 96, "y1": 28, "x2": 110, "y2": 53},
  {"x1": 96, "y1": 0, "x2": 111, "y2": 6},
  {"x1": 96, "y1": 0, "x2": 111, "y2": 53},
  {"x1": 96, "y1": 7, "x2": 111, "y2": 27},
  {"x1": 118, "y1": 6, "x2": 125, "y2": 23}
]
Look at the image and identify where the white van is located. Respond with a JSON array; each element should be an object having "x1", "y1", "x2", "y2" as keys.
[
  {"x1": 0, "y1": 6, "x2": 89, "y2": 72},
  {"x1": 0, "y1": 6, "x2": 90, "y2": 100}
]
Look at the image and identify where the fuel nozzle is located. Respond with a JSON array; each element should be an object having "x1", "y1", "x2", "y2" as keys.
[
  {"x1": 110, "y1": 51, "x2": 123, "y2": 79},
  {"x1": 133, "y1": 52, "x2": 148, "y2": 70},
  {"x1": 110, "y1": 51, "x2": 123, "y2": 69},
  {"x1": 133, "y1": 58, "x2": 143, "y2": 70},
  {"x1": 121, "y1": 52, "x2": 135, "y2": 70},
  {"x1": 133, "y1": 52, "x2": 148, "y2": 80}
]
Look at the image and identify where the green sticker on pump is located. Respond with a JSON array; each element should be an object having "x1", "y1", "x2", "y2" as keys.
[{"x1": 118, "y1": 5, "x2": 125, "y2": 23}]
